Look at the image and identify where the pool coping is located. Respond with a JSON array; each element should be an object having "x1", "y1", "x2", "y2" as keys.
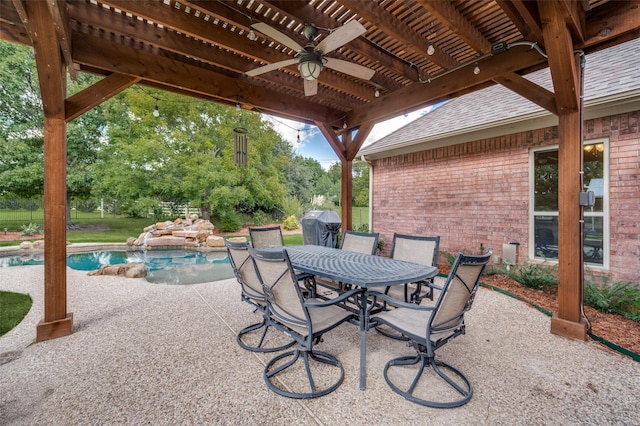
[{"x1": 0, "y1": 242, "x2": 229, "y2": 257}]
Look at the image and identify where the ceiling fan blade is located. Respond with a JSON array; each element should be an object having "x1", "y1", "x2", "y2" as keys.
[
  {"x1": 251, "y1": 22, "x2": 303, "y2": 52},
  {"x1": 246, "y1": 59, "x2": 298, "y2": 77},
  {"x1": 324, "y1": 58, "x2": 375, "y2": 80},
  {"x1": 316, "y1": 20, "x2": 366, "y2": 54},
  {"x1": 304, "y1": 79, "x2": 318, "y2": 97}
]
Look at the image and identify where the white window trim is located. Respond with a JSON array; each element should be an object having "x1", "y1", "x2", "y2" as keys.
[{"x1": 528, "y1": 138, "x2": 610, "y2": 270}]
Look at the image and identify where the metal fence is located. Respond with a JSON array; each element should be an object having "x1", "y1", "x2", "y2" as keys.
[{"x1": 0, "y1": 197, "x2": 198, "y2": 222}]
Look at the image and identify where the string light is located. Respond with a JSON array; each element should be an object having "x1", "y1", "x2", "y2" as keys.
[
  {"x1": 473, "y1": 62, "x2": 480, "y2": 75},
  {"x1": 343, "y1": 118, "x2": 347, "y2": 129},
  {"x1": 153, "y1": 100, "x2": 160, "y2": 117},
  {"x1": 427, "y1": 41, "x2": 435, "y2": 56},
  {"x1": 248, "y1": 29, "x2": 257, "y2": 41},
  {"x1": 374, "y1": 89, "x2": 380, "y2": 97}
]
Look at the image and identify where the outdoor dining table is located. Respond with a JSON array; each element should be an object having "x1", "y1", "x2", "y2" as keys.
[{"x1": 283, "y1": 245, "x2": 438, "y2": 390}]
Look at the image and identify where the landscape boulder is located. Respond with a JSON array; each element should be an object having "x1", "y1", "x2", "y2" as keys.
[
  {"x1": 88, "y1": 263, "x2": 147, "y2": 278},
  {"x1": 127, "y1": 217, "x2": 216, "y2": 249}
]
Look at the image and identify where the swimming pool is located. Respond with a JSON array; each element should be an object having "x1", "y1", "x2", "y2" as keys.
[{"x1": 0, "y1": 249, "x2": 235, "y2": 285}]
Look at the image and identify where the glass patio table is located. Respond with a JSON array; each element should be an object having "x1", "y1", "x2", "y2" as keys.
[{"x1": 284, "y1": 245, "x2": 438, "y2": 390}]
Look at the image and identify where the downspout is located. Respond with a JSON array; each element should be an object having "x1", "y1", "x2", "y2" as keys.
[{"x1": 360, "y1": 155, "x2": 373, "y2": 232}]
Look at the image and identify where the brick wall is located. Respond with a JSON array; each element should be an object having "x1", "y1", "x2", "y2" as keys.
[{"x1": 371, "y1": 110, "x2": 639, "y2": 283}]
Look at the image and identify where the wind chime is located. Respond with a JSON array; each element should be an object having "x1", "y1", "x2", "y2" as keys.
[{"x1": 233, "y1": 126, "x2": 248, "y2": 168}]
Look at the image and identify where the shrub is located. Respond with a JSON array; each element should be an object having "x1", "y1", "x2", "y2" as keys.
[
  {"x1": 20, "y1": 223, "x2": 41, "y2": 236},
  {"x1": 281, "y1": 196, "x2": 302, "y2": 218},
  {"x1": 76, "y1": 198, "x2": 98, "y2": 213},
  {"x1": 441, "y1": 251, "x2": 457, "y2": 266},
  {"x1": 282, "y1": 215, "x2": 299, "y2": 231},
  {"x1": 584, "y1": 276, "x2": 640, "y2": 320},
  {"x1": 508, "y1": 261, "x2": 558, "y2": 290},
  {"x1": 252, "y1": 210, "x2": 271, "y2": 226},
  {"x1": 217, "y1": 210, "x2": 243, "y2": 232}
]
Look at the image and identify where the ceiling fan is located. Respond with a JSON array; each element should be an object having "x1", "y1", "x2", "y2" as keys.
[{"x1": 246, "y1": 20, "x2": 375, "y2": 96}]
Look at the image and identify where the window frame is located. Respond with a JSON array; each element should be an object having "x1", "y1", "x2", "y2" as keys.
[{"x1": 529, "y1": 138, "x2": 609, "y2": 269}]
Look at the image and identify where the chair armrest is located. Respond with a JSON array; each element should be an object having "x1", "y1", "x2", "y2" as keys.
[
  {"x1": 366, "y1": 290, "x2": 435, "y2": 311},
  {"x1": 305, "y1": 288, "x2": 362, "y2": 308}
]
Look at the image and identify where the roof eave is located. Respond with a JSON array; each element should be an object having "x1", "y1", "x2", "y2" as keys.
[{"x1": 360, "y1": 89, "x2": 640, "y2": 160}]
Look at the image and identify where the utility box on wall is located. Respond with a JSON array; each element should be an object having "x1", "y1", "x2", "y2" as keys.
[{"x1": 502, "y1": 242, "x2": 519, "y2": 267}]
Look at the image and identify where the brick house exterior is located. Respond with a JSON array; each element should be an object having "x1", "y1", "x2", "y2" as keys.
[{"x1": 360, "y1": 39, "x2": 639, "y2": 283}]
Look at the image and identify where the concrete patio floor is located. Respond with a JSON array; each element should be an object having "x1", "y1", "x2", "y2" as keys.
[{"x1": 1, "y1": 266, "x2": 639, "y2": 425}]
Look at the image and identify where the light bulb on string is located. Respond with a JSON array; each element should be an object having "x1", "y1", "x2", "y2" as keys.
[
  {"x1": 153, "y1": 100, "x2": 160, "y2": 117},
  {"x1": 297, "y1": 130, "x2": 301, "y2": 144},
  {"x1": 343, "y1": 119, "x2": 347, "y2": 129},
  {"x1": 374, "y1": 89, "x2": 380, "y2": 97},
  {"x1": 473, "y1": 62, "x2": 480, "y2": 75},
  {"x1": 427, "y1": 41, "x2": 435, "y2": 56}
]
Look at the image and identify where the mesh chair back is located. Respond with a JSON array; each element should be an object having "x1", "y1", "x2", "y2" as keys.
[
  {"x1": 225, "y1": 238, "x2": 263, "y2": 297},
  {"x1": 249, "y1": 225, "x2": 284, "y2": 248},
  {"x1": 340, "y1": 230, "x2": 379, "y2": 255},
  {"x1": 391, "y1": 234, "x2": 440, "y2": 267},
  {"x1": 250, "y1": 248, "x2": 308, "y2": 333},
  {"x1": 431, "y1": 251, "x2": 491, "y2": 332}
]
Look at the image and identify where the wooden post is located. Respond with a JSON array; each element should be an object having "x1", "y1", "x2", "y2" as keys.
[
  {"x1": 37, "y1": 116, "x2": 72, "y2": 341},
  {"x1": 540, "y1": 0, "x2": 587, "y2": 341},
  {"x1": 24, "y1": 0, "x2": 73, "y2": 341}
]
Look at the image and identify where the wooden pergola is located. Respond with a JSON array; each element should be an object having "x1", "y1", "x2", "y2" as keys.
[{"x1": 1, "y1": 0, "x2": 638, "y2": 342}]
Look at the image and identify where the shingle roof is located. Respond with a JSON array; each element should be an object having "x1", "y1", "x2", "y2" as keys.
[{"x1": 361, "y1": 37, "x2": 640, "y2": 158}]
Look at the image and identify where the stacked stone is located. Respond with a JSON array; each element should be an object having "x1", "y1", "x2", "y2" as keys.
[{"x1": 127, "y1": 217, "x2": 226, "y2": 249}]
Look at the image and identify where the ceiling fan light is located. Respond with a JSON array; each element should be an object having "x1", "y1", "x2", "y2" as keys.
[{"x1": 298, "y1": 60, "x2": 323, "y2": 80}]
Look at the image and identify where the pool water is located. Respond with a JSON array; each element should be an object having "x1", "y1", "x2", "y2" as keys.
[{"x1": 0, "y1": 249, "x2": 235, "y2": 285}]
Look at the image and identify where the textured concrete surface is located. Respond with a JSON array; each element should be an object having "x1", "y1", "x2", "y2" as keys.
[{"x1": 1, "y1": 266, "x2": 639, "y2": 425}]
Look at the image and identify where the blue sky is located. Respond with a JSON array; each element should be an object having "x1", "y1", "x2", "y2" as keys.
[{"x1": 264, "y1": 107, "x2": 435, "y2": 169}]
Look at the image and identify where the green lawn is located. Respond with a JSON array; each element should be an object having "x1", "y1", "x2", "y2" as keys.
[
  {"x1": 0, "y1": 207, "x2": 368, "y2": 247},
  {"x1": 0, "y1": 291, "x2": 32, "y2": 336}
]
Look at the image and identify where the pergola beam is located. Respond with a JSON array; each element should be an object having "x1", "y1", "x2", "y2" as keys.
[
  {"x1": 71, "y1": 32, "x2": 343, "y2": 125},
  {"x1": 65, "y1": 73, "x2": 141, "y2": 123}
]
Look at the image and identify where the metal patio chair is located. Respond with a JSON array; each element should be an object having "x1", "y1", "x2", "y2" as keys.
[
  {"x1": 340, "y1": 230, "x2": 379, "y2": 255},
  {"x1": 224, "y1": 238, "x2": 294, "y2": 353},
  {"x1": 248, "y1": 225, "x2": 316, "y2": 297},
  {"x1": 386, "y1": 233, "x2": 440, "y2": 303},
  {"x1": 250, "y1": 247, "x2": 359, "y2": 399},
  {"x1": 330, "y1": 230, "x2": 380, "y2": 293},
  {"x1": 248, "y1": 225, "x2": 285, "y2": 248},
  {"x1": 367, "y1": 250, "x2": 492, "y2": 408}
]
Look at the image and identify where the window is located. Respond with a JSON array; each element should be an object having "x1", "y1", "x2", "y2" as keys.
[{"x1": 530, "y1": 140, "x2": 608, "y2": 267}]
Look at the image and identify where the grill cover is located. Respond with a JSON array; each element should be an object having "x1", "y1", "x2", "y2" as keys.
[{"x1": 301, "y1": 210, "x2": 341, "y2": 247}]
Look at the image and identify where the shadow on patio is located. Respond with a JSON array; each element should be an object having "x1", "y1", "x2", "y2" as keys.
[{"x1": 1, "y1": 266, "x2": 638, "y2": 424}]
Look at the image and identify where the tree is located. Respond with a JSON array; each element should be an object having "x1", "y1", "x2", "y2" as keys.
[
  {"x1": 352, "y1": 160, "x2": 370, "y2": 207},
  {"x1": 0, "y1": 41, "x2": 105, "y2": 226},
  {"x1": 93, "y1": 87, "x2": 290, "y2": 222}
]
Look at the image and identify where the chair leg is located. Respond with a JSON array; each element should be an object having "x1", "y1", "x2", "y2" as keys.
[
  {"x1": 237, "y1": 319, "x2": 296, "y2": 353},
  {"x1": 383, "y1": 353, "x2": 473, "y2": 408},
  {"x1": 264, "y1": 347, "x2": 345, "y2": 399}
]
